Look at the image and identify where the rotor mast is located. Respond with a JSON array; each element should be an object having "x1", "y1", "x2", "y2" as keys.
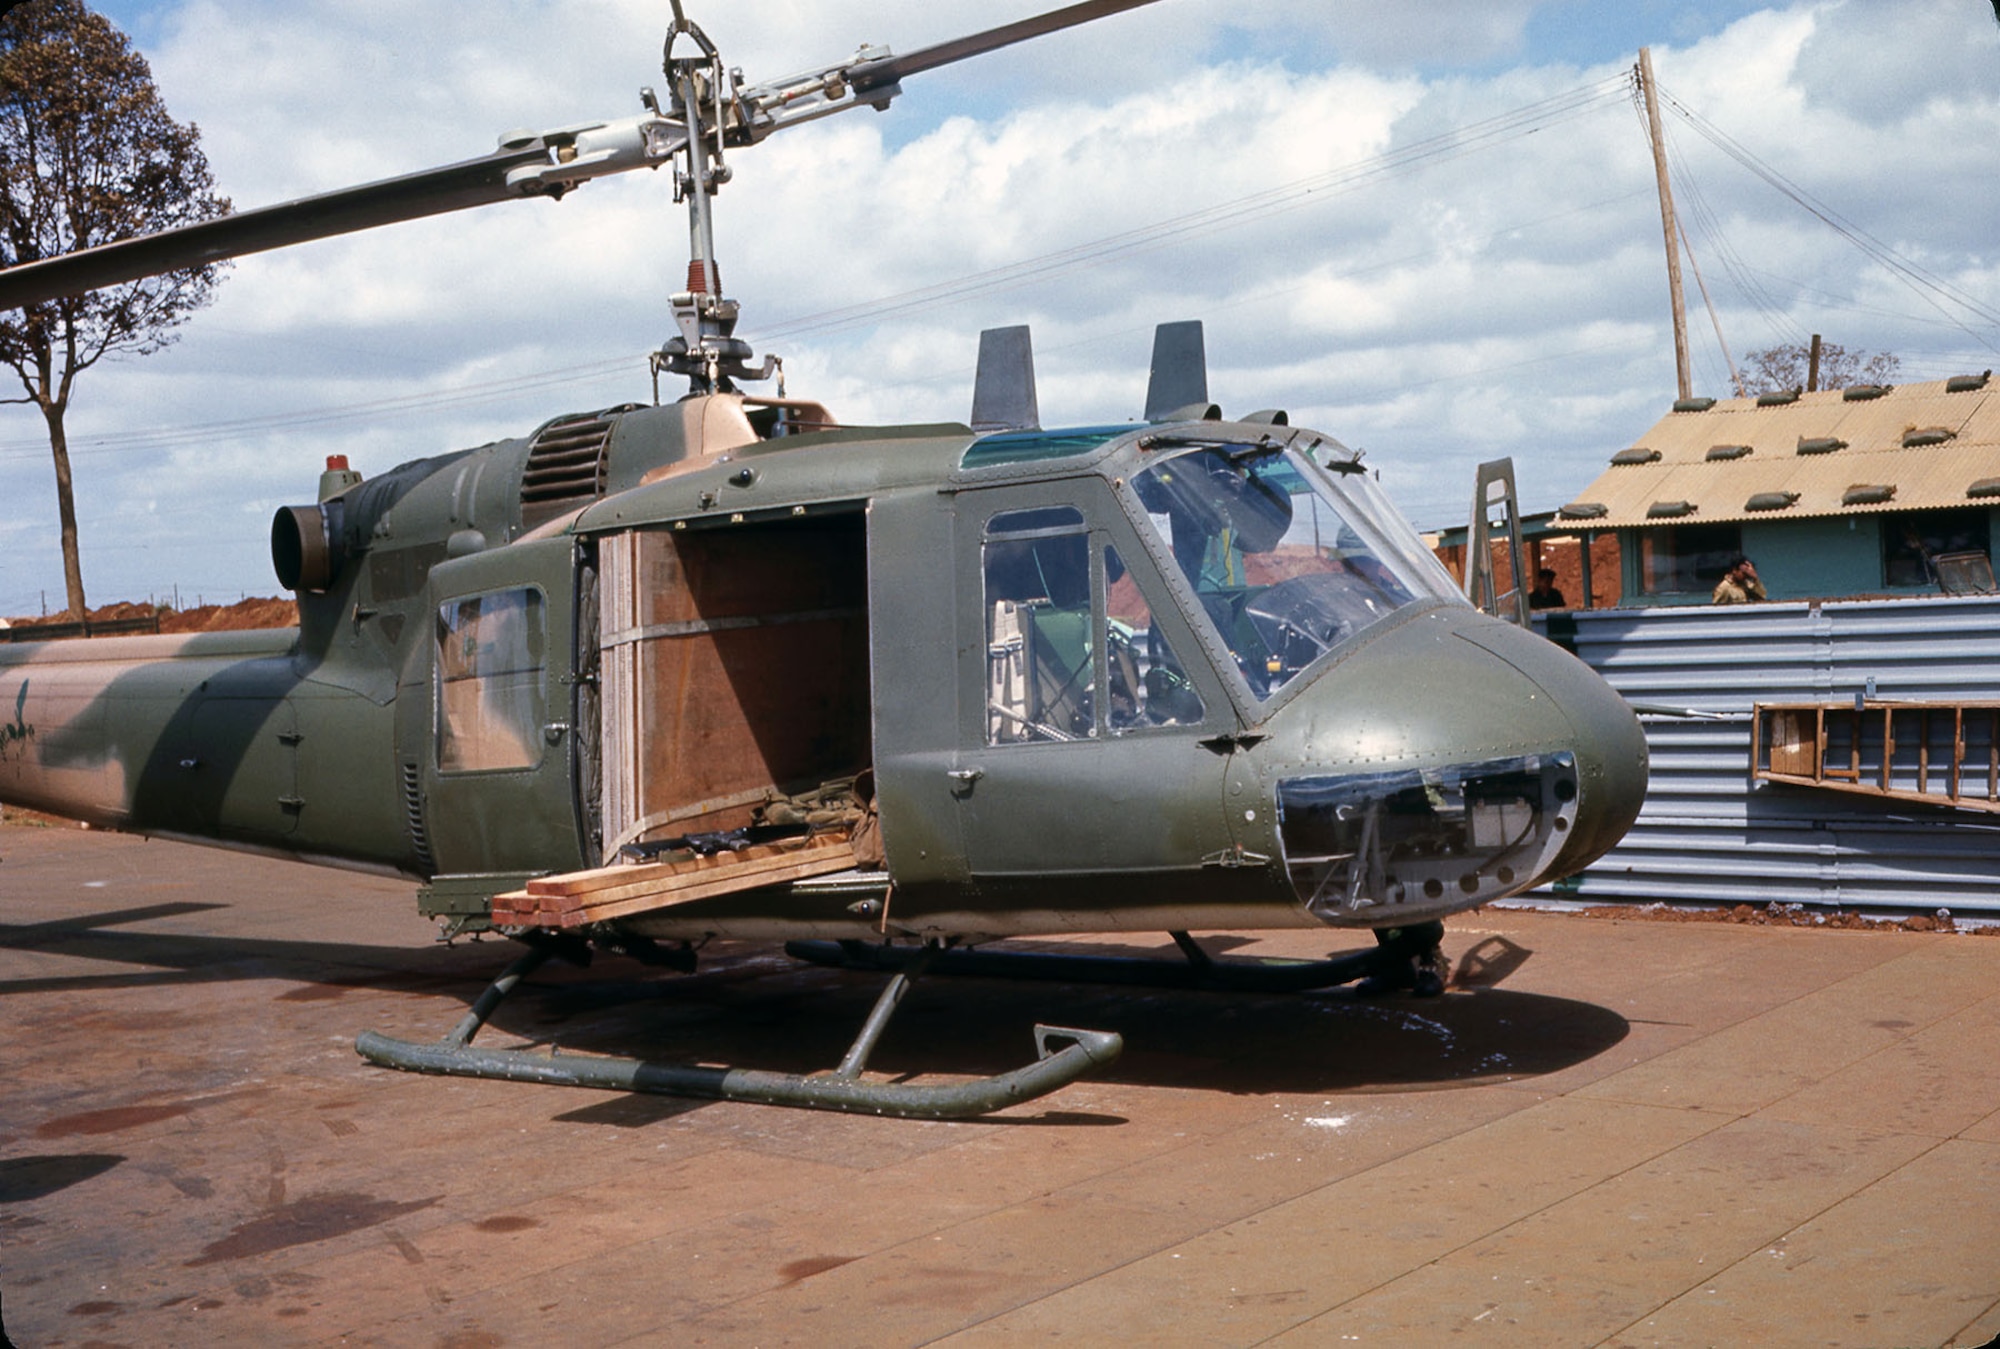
[
  {"x1": 0, "y1": 0, "x2": 1167, "y2": 399},
  {"x1": 654, "y1": 4, "x2": 773, "y2": 395}
]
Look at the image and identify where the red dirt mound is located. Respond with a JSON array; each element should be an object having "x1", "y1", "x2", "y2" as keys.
[
  {"x1": 158, "y1": 597, "x2": 298, "y2": 633},
  {"x1": 3, "y1": 596, "x2": 297, "y2": 637}
]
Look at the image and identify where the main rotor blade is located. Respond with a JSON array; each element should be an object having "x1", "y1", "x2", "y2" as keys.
[
  {"x1": 0, "y1": 113, "x2": 685, "y2": 310},
  {"x1": 850, "y1": 0, "x2": 1166, "y2": 92},
  {"x1": 0, "y1": 148, "x2": 547, "y2": 311}
]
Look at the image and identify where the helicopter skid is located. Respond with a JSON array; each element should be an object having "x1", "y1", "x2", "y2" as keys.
[
  {"x1": 354, "y1": 944, "x2": 1123, "y2": 1120},
  {"x1": 786, "y1": 925, "x2": 1443, "y2": 995}
]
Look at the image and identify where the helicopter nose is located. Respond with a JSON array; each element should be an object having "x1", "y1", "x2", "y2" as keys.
[
  {"x1": 1260, "y1": 607, "x2": 1647, "y2": 926},
  {"x1": 1445, "y1": 611, "x2": 1650, "y2": 874}
]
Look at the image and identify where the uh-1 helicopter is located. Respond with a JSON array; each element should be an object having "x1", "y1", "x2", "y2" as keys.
[{"x1": 0, "y1": 0, "x2": 1649, "y2": 1119}]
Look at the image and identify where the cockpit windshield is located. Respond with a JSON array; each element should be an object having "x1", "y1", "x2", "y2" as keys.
[{"x1": 1130, "y1": 441, "x2": 1456, "y2": 699}]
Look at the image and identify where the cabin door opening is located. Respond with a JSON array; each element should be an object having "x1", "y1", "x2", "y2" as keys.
[{"x1": 597, "y1": 511, "x2": 872, "y2": 862}]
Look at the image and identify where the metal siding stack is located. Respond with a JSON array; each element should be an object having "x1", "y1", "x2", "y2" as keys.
[{"x1": 1538, "y1": 595, "x2": 2000, "y2": 914}]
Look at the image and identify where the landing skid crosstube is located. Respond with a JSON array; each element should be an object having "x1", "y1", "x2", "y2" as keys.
[{"x1": 354, "y1": 941, "x2": 1122, "y2": 1120}]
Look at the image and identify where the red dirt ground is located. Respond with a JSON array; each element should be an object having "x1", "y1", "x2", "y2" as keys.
[{"x1": 3, "y1": 595, "x2": 298, "y2": 635}]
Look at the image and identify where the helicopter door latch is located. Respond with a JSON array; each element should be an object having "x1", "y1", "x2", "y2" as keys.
[
  {"x1": 1201, "y1": 845, "x2": 1271, "y2": 869},
  {"x1": 946, "y1": 767, "x2": 984, "y2": 793},
  {"x1": 1196, "y1": 732, "x2": 1266, "y2": 755}
]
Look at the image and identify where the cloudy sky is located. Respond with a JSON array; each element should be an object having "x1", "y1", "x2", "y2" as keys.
[{"x1": 3, "y1": 0, "x2": 1997, "y2": 616}]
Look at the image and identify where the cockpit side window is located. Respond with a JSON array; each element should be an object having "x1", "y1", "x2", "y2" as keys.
[
  {"x1": 1130, "y1": 445, "x2": 1430, "y2": 699},
  {"x1": 1105, "y1": 544, "x2": 1204, "y2": 731},
  {"x1": 982, "y1": 507, "x2": 1097, "y2": 744}
]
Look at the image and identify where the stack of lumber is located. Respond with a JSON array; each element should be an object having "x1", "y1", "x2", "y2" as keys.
[{"x1": 491, "y1": 832, "x2": 857, "y2": 928}]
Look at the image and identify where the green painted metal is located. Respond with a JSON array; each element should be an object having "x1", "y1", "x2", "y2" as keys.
[{"x1": 1, "y1": 407, "x2": 1648, "y2": 940}]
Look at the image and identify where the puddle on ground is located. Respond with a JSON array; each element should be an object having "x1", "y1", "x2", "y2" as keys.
[{"x1": 474, "y1": 1215, "x2": 539, "y2": 1234}]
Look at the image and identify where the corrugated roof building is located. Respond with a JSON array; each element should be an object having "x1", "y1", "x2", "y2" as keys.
[{"x1": 1553, "y1": 372, "x2": 1998, "y2": 605}]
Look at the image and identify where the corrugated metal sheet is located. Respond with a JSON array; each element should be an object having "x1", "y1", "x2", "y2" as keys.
[
  {"x1": 1538, "y1": 594, "x2": 2000, "y2": 913},
  {"x1": 1560, "y1": 377, "x2": 2000, "y2": 527}
]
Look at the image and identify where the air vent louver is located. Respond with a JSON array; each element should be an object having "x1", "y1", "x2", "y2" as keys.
[
  {"x1": 519, "y1": 408, "x2": 636, "y2": 529},
  {"x1": 402, "y1": 762, "x2": 436, "y2": 874}
]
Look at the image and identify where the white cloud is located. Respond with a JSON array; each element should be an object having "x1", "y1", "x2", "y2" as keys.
[{"x1": 3, "y1": 0, "x2": 1998, "y2": 614}]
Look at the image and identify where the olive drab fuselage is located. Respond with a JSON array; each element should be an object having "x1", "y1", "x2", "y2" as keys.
[{"x1": 0, "y1": 395, "x2": 1649, "y2": 943}]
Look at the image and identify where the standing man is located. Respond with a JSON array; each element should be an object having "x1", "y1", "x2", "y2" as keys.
[
  {"x1": 1527, "y1": 568, "x2": 1568, "y2": 609},
  {"x1": 1713, "y1": 554, "x2": 1766, "y2": 604}
]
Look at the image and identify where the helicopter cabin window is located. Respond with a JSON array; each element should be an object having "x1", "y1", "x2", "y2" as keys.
[
  {"x1": 436, "y1": 588, "x2": 546, "y2": 773},
  {"x1": 984, "y1": 507, "x2": 1097, "y2": 744},
  {"x1": 1105, "y1": 544, "x2": 1204, "y2": 731},
  {"x1": 1130, "y1": 444, "x2": 1428, "y2": 699}
]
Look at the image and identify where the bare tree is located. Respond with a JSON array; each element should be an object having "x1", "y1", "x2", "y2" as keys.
[
  {"x1": 0, "y1": 0, "x2": 228, "y2": 620},
  {"x1": 1743, "y1": 340, "x2": 1900, "y2": 395}
]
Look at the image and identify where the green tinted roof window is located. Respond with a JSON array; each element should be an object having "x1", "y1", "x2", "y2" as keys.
[{"x1": 960, "y1": 426, "x2": 1129, "y2": 470}]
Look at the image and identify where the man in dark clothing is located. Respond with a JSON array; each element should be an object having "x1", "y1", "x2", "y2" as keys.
[{"x1": 1527, "y1": 568, "x2": 1567, "y2": 609}]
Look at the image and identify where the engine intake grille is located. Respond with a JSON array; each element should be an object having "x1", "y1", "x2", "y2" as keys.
[{"x1": 520, "y1": 408, "x2": 633, "y2": 528}]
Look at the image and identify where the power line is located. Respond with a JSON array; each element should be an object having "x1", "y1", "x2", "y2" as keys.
[
  {"x1": 754, "y1": 75, "x2": 1633, "y2": 341},
  {"x1": 1656, "y1": 80, "x2": 2000, "y2": 352},
  {"x1": 2, "y1": 74, "x2": 1634, "y2": 460}
]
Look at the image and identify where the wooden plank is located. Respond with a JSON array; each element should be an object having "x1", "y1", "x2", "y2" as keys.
[
  {"x1": 1918, "y1": 707, "x2": 1930, "y2": 796},
  {"x1": 489, "y1": 889, "x2": 558, "y2": 925},
  {"x1": 530, "y1": 839, "x2": 850, "y2": 907},
  {"x1": 490, "y1": 840, "x2": 860, "y2": 927},
  {"x1": 525, "y1": 840, "x2": 818, "y2": 899},
  {"x1": 1952, "y1": 705, "x2": 1964, "y2": 802},
  {"x1": 1880, "y1": 705, "x2": 1894, "y2": 794},
  {"x1": 555, "y1": 847, "x2": 859, "y2": 925},
  {"x1": 1753, "y1": 774, "x2": 2000, "y2": 815}
]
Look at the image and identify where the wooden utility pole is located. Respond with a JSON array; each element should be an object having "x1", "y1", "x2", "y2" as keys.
[{"x1": 1638, "y1": 47, "x2": 1692, "y2": 401}]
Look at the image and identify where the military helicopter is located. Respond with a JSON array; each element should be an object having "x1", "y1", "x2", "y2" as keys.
[{"x1": 0, "y1": 0, "x2": 1649, "y2": 1119}]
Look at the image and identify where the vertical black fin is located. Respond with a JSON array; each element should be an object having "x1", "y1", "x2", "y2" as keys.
[
  {"x1": 970, "y1": 325, "x2": 1039, "y2": 432},
  {"x1": 1144, "y1": 320, "x2": 1210, "y2": 422}
]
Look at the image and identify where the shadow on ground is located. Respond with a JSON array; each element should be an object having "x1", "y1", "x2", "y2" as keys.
[
  {"x1": 441, "y1": 935, "x2": 1628, "y2": 1106},
  {"x1": 4, "y1": 907, "x2": 1627, "y2": 1112}
]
